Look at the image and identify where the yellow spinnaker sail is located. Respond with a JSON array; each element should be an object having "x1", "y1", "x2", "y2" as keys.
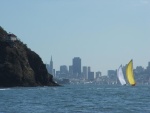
[{"x1": 126, "y1": 60, "x2": 136, "y2": 86}]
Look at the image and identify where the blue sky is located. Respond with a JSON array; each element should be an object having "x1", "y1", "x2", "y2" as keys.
[{"x1": 0, "y1": 0, "x2": 150, "y2": 75}]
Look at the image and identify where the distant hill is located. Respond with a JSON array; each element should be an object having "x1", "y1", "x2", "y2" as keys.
[{"x1": 0, "y1": 26, "x2": 59, "y2": 87}]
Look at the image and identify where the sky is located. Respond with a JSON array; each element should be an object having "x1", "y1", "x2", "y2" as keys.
[{"x1": 0, "y1": 0, "x2": 150, "y2": 75}]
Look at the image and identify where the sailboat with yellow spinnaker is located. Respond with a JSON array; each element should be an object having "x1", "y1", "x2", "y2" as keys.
[{"x1": 126, "y1": 60, "x2": 136, "y2": 86}]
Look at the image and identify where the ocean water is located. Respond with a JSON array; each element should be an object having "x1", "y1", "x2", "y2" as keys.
[{"x1": 0, "y1": 84, "x2": 150, "y2": 113}]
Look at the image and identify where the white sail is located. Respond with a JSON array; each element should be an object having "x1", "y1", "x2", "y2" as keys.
[{"x1": 117, "y1": 65, "x2": 126, "y2": 85}]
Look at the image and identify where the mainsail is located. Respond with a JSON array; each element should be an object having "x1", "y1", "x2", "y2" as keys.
[
  {"x1": 117, "y1": 65, "x2": 126, "y2": 85},
  {"x1": 126, "y1": 60, "x2": 136, "y2": 86}
]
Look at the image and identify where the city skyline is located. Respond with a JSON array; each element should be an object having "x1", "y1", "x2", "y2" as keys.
[
  {"x1": 46, "y1": 55, "x2": 150, "y2": 85},
  {"x1": 46, "y1": 56, "x2": 150, "y2": 76},
  {"x1": 0, "y1": 0, "x2": 150, "y2": 75}
]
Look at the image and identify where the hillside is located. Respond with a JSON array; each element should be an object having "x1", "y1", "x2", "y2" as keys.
[{"x1": 0, "y1": 26, "x2": 58, "y2": 87}]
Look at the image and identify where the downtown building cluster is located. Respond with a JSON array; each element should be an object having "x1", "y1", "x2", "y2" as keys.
[
  {"x1": 46, "y1": 56, "x2": 150, "y2": 85},
  {"x1": 46, "y1": 57, "x2": 101, "y2": 81}
]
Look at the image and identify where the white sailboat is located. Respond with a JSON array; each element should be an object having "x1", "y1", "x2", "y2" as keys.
[{"x1": 117, "y1": 65, "x2": 126, "y2": 85}]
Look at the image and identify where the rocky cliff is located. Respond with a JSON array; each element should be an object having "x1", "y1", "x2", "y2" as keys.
[{"x1": 0, "y1": 26, "x2": 58, "y2": 87}]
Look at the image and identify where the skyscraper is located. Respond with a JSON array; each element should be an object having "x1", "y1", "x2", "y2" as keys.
[
  {"x1": 60, "y1": 65, "x2": 68, "y2": 78},
  {"x1": 49, "y1": 56, "x2": 53, "y2": 75},
  {"x1": 88, "y1": 72, "x2": 94, "y2": 81},
  {"x1": 88, "y1": 66, "x2": 91, "y2": 73},
  {"x1": 72, "y1": 57, "x2": 81, "y2": 77},
  {"x1": 83, "y1": 66, "x2": 88, "y2": 79}
]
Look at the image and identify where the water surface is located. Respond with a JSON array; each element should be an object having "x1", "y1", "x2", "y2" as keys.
[{"x1": 0, "y1": 84, "x2": 150, "y2": 113}]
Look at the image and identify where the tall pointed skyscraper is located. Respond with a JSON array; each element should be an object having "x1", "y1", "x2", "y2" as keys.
[{"x1": 49, "y1": 56, "x2": 53, "y2": 75}]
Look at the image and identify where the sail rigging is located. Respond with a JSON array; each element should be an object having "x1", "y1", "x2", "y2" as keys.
[
  {"x1": 117, "y1": 65, "x2": 126, "y2": 85},
  {"x1": 126, "y1": 60, "x2": 136, "y2": 86}
]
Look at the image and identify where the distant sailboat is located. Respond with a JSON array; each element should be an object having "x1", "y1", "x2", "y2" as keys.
[
  {"x1": 126, "y1": 60, "x2": 136, "y2": 86},
  {"x1": 117, "y1": 65, "x2": 126, "y2": 85}
]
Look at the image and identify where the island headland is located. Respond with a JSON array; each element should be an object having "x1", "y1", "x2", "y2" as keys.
[{"x1": 0, "y1": 26, "x2": 59, "y2": 87}]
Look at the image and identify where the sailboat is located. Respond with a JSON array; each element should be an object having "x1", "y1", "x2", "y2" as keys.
[
  {"x1": 126, "y1": 60, "x2": 136, "y2": 86},
  {"x1": 117, "y1": 65, "x2": 126, "y2": 85}
]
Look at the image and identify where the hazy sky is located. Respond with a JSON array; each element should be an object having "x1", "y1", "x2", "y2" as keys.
[{"x1": 0, "y1": 0, "x2": 150, "y2": 75}]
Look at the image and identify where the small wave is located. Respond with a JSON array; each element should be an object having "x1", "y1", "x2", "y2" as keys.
[{"x1": 0, "y1": 88, "x2": 11, "y2": 91}]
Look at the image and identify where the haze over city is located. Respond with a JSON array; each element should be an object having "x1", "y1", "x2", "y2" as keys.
[{"x1": 0, "y1": 0, "x2": 150, "y2": 75}]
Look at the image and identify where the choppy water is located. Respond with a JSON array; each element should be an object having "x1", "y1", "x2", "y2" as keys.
[{"x1": 0, "y1": 84, "x2": 150, "y2": 113}]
